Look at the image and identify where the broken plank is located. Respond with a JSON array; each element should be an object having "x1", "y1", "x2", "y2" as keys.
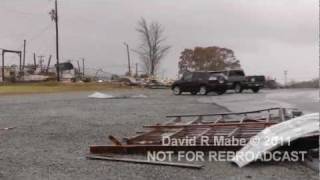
[
  {"x1": 143, "y1": 122, "x2": 275, "y2": 129},
  {"x1": 108, "y1": 135, "x2": 122, "y2": 146},
  {"x1": 86, "y1": 154, "x2": 203, "y2": 169},
  {"x1": 90, "y1": 144, "x2": 242, "y2": 154},
  {"x1": 166, "y1": 107, "x2": 282, "y2": 118}
]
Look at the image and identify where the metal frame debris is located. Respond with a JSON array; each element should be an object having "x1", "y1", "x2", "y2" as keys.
[{"x1": 90, "y1": 108, "x2": 293, "y2": 155}]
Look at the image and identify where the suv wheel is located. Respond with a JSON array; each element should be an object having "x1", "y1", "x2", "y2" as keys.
[
  {"x1": 173, "y1": 86, "x2": 182, "y2": 95},
  {"x1": 252, "y1": 87, "x2": 260, "y2": 93},
  {"x1": 199, "y1": 86, "x2": 208, "y2": 95},
  {"x1": 234, "y1": 83, "x2": 243, "y2": 93}
]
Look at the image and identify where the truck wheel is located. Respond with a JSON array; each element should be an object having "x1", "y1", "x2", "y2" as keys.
[
  {"x1": 191, "y1": 91, "x2": 198, "y2": 95},
  {"x1": 252, "y1": 87, "x2": 260, "y2": 93},
  {"x1": 199, "y1": 86, "x2": 208, "y2": 95},
  {"x1": 235, "y1": 83, "x2": 243, "y2": 93},
  {"x1": 173, "y1": 86, "x2": 182, "y2": 95}
]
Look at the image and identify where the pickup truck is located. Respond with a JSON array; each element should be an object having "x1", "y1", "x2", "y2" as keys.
[{"x1": 210, "y1": 69, "x2": 265, "y2": 93}]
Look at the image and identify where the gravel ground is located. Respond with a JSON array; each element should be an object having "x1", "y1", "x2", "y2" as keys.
[{"x1": 0, "y1": 89, "x2": 318, "y2": 180}]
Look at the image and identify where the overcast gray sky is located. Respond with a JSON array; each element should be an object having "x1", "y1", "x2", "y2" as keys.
[{"x1": 0, "y1": 0, "x2": 318, "y2": 83}]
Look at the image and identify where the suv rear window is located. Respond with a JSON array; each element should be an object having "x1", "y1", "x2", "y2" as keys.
[
  {"x1": 182, "y1": 73, "x2": 193, "y2": 81},
  {"x1": 193, "y1": 72, "x2": 207, "y2": 81}
]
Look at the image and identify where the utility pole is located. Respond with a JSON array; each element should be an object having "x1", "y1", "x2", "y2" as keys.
[
  {"x1": 22, "y1": 40, "x2": 26, "y2": 71},
  {"x1": 38, "y1": 55, "x2": 45, "y2": 72},
  {"x1": 82, "y1": 58, "x2": 85, "y2": 77},
  {"x1": 77, "y1": 60, "x2": 81, "y2": 78},
  {"x1": 284, "y1": 70, "x2": 288, "y2": 87},
  {"x1": 135, "y1": 63, "x2": 138, "y2": 77},
  {"x1": 55, "y1": 0, "x2": 60, "y2": 81},
  {"x1": 33, "y1": 53, "x2": 37, "y2": 68},
  {"x1": 46, "y1": 55, "x2": 52, "y2": 73},
  {"x1": 1, "y1": 51, "x2": 4, "y2": 82},
  {"x1": 19, "y1": 52, "x2": 22, "y2": 73},
  {"x1": 77, "y1": 60, "x2": 80, "y2": 73},
  {"x1": 123, "y1": 42, "x2": 131, "y2": 76},
  {"x1": 50, "y1": 0, "x2": 60, "y2": 81}
]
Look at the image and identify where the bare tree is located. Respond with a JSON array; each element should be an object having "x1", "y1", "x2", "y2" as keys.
[{"x1": 136, "y1": 18, "x2": 170, "y2": 76}]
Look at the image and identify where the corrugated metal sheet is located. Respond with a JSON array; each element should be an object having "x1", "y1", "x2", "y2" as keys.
[{"x1": 232, "y1": 113, "x2": 319, "y2": 167}]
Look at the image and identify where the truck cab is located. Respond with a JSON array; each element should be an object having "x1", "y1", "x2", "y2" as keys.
[{"x1": 211, "y1": 69, "x2": 265, "y2": 93}]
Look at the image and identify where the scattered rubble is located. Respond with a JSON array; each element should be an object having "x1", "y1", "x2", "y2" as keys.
[{"x1": 145, "y1": 79, "x2": 170, "y2": 89}]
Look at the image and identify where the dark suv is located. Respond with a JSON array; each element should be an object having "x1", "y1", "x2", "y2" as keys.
[{"x1": 171, "y1": 72, "x2": 227, "y2": 95}]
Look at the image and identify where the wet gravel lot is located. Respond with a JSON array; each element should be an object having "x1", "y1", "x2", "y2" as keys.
[{"x1": 0, "y1": 89, "x2": 317, "y2": 180}]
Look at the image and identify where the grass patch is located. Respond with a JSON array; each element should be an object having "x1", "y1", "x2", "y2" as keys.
[{"x1": 0, "y1": 82, "x2": 133, "y2": 95}]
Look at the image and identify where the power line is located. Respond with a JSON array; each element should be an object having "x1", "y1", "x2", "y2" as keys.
[
  {"x1": 28, "y1": 24, "x2": 53, "y2": 42},
  {"x1": 0, "y1": 1, "x2": 53, "y2": 16},
  {"x1": 0, "y1": 2, "x2": 53, "y2": 50},
  {"x1": 14, "y1": 23, "x2": 53, "y2": 50},
  {"x1": 0, "y1": 6, "x2": 42, "y2": 16}
]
